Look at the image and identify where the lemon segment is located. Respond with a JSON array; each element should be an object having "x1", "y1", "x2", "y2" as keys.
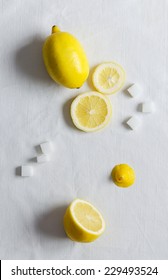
[
  {"x1": 64, "y1": 199, "x2": 105, "y2": 242},
  {"x1": 92, "y1": 62, "x2": 126, "y2": 94},
  {"x1": 112, "y1": 164, "x2": 135, "y2": 188},
  {"x1": 71, "y1": 91, "x2": 112, "y2": 132}
]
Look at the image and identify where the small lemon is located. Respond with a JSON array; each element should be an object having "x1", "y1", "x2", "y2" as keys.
[
  {"x1": 111, "y1": 164, "x2": 135, "y2": 188},
  {"x1": 64, "y1": 199, "x2": 105, "y2": 242},
  {"x1": 43, "y1": 26, "x2": 89, "y2": 88}
]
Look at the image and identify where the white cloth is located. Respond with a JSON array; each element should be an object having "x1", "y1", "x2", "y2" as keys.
[{"x1": 0, "y1": 0, "x2": 168, "y2": 260}]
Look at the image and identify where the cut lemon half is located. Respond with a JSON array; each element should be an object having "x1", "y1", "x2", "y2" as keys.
[
  {"x1": 71, "y1": 91, "x2": 112, "y2": 132},
  {"x1": 92, "y1": 62, "x2": 126, "y2": 94},
  {"x1": 64, "y1": 198, "x2": 105, "y2": 242}
]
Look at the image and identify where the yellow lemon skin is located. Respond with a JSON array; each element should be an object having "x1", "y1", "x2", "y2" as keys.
[
  {"x1": 63, "y1": 199, "x2": 105, "y2": 243},
  {"x1": 112, "y1": 164, "x2": 135, "y2": 188},
  {"x1": 43, "y1": 26, "x2": 89, "y2": 88}
]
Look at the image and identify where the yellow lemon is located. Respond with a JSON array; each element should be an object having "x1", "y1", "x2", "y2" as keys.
[
  {"x1": 64, "y1": 199, "x2": 105, "y2": 242},
  {"x1": 70, "y1": 91, "x2": 112, "y2": 132},
  {"x1": 43, "y1": 26, "x2": 89, "y2": 88},
  {"x1": 112, "y1": 164, "x2": 135, "y2": 188},
  {"x1": 92, "y1": 62, "x2": 126, "y2": 94}
]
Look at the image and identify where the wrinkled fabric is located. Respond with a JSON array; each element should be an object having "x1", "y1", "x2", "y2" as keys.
[{"x1": 0, "y1": 0, "x2": 168, "y2": 260}]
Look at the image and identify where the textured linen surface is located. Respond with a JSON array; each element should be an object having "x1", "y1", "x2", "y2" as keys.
[{"x1": 0, "y1": 0, "x2": 168, "y2": 260}]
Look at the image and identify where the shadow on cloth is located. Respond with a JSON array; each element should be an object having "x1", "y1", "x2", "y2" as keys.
[
  {"x1": 15, "y1": 37, "x2": 55, "y2": 86},
  {"x1": 62, "y1": 98, "x2": 78, "y2": 130},
  {"x1": 87, "y1": 64, "x2": 97, "y2": 91},
  {"x1": 36, "y1": 205, "x2": 68, "y2": 239}
]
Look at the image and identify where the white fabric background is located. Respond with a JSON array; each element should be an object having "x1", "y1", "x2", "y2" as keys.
[{"x1": 0, "y1": 0, "x2": 168, "y2": 260}]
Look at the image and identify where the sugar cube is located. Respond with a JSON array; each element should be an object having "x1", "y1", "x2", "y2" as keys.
[
  {"x1": 126, "y1": 116, "x2": 140, "y2": 130},
  {"x1": 36, "y1": 154, "x2": 49, "y2": 163},
  {"x1": 127, "y1": 84, "x2": 141, "y2": 97},
  {"x1": 40, "y1": 141, "x2": 52, "y2": 155},
  {"x1": 141, "y1": 102, "x2": 154, "y2": 113},
  {"x1": 21, "y1": 165, "x2": 33, "y2": 177}
]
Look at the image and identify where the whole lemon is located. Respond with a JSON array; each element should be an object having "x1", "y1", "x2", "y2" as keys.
[
  {"x1": 111, "y1": 164, "x2": 135, "y2": 188},
  {"x1": 43, "y1": 26, "x2": 89, "y2": 88}
]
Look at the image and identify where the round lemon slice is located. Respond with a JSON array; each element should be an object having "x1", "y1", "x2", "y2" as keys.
[
  {"x1": 64, "y1": 198, "x2": 105, "y2": 242},
  {"x1": 111, "y1": 164, "x2": 135, "y2": 188},
  {"x1": 71, "y1": 91, "x2": 112, "y2": 132},
  {"x1": 92, "y1": 62, "x2": 126, "y2": 94}
]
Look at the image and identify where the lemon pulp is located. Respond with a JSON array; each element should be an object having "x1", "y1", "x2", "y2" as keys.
[
  {"x1": 73, "y1": 201, "x2": 103, "y2": 232},
  {"x1": 71, "y1": 91, "x2": 112, "y2": 132},
  {"x1": 92, "y1": 62, "x2": 126, "y2": 94}
]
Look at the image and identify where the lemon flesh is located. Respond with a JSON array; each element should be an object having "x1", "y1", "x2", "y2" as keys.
[
  {"x1": 92, "y1": 62, "x2": 126, "y2": 94},
  {"x1": 112, "y1": 164, "x2": 135, "y2": 188},
  {"x1": 43, "y1": 26, "x2": 89, "y2": 88},
  {"x1": 64, "y1": 199, "x2": 105, "y2": 242},
  {"x1": 71, "y1": 91, "x2": 112, "y2": 132}
]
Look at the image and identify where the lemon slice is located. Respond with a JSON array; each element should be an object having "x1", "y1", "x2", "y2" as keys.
[
  {"x1": 64, "y1": 199, "x2": 105, "y2": 242},
  {"x1": 71, "y1": 91, "x2": 112, "y2": 132},
  {"x1": 111, "y1": 164, "x2": 135, "y2": 188},
  {"x1": 92, "y1": 62, "x2": 126, "y2": 94}
]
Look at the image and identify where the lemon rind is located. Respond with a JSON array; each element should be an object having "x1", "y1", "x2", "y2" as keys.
[{"x1": 112, "y1": 164, "x2": 136, "y2": 188}]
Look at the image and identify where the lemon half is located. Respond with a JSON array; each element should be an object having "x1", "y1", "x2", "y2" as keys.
[
  {"x1": 71, "y1": 91, "x2": 112, "y2": 132},
  {"x1": 92, "y1": 62, "x2": 126, "y2": 94},
  {"x1": 64, "y1": 199, "x2": 105, "y2": 242},
  {"x1": 112, "y1": 164, "x2": 135, "y2": 188}
]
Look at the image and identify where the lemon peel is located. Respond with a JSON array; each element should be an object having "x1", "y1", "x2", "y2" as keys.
[
  {"x1": 112, "y1": 164, "x2": 135, "y2": 188},
  {"x1": 43, "y1": 26, "x2": 89, "y2": 88}
]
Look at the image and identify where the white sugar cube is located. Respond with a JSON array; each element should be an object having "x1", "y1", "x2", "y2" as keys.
[
  {"x1": 40, "y1": 141, "x2": 52, "y2": 155},
  {"x1": 127, "y1": 84, "x2": 141, "y2": 97},
  {"x1": 36, "y1": 154, "x2": 49, "y2": 163},
  {"x1": 126, "y1": 116, "x2": 140, "y2": 130},
  {"x1": 141, "y1": 102, "x2": 154, "y2": 113},
  {"x1": 21, "y1": 165, "x2": 33, "y2": 177}
]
